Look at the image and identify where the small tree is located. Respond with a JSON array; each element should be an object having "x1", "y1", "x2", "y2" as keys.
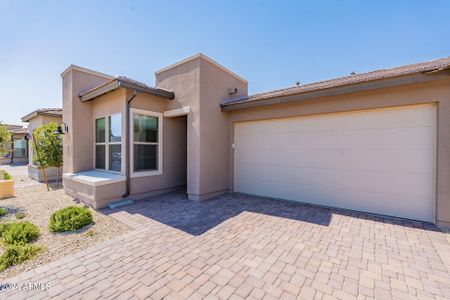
[
  {"x1": 0, "y1": 123, "x2": 11, "y2": 158},
  {"x1": 32, "y1": 123, "x2": 63, "y2": 188}
]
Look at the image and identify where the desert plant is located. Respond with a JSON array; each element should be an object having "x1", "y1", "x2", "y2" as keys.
[
  {"x1": 0, "y1": 222, "x2": 40, "y2": 245},
  {"x1": 15, "y1": 212, "x2": 26, "y2": 219},
  {"x1": 0, "y1": 208, "x2": 7, "y2": 217},
  {"x1": 3, "y1": 171, "x2": 11, "y2": 180},
  {"x1": 0, "y1": 124, "x2": 11, "y2": 158},
  {"x1": 0, "y1": 244, "x2": 42, "y2": 271},
  {"x1": 32, "y1": 123, "x2": 62, "y2": 170},
  {"x1": 32, "y1": 123, "x2": 63, "y2": 188},
  {"x1": 48, "y1": 206, "x2": 93, "y2": 232}
]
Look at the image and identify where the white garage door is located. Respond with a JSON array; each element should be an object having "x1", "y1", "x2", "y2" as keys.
[{"x1": 234, "y1": 104, "x2": 436, "y2": 222}]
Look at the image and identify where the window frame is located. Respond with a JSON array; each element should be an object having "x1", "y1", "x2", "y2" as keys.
[
  {"x1": 94, "y1": 114, "x2": 123, "y2": 174},
  {"x1": 130, "y1": 108, "x2": 163, "y2": 177}
]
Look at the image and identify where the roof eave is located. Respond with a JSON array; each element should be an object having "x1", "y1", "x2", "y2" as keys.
[
  {"x1": 117, "y1": 81, "x2": 175, "y2": 100},
  {"x1": 221, "y1": 69, "x2": 450, "y2": 111},
  {"x1": 80, "y1": 79, "x2": 175, "y2": 102},
  {"x1": 79, "y1": 80, "x2": 120, "y2": 102},
  {"x1": 21, "y1": 112, "x2": 38, "y2": 122},
  {"x1": 22, "y1": 111, "x2": 62, "y2": 122}
]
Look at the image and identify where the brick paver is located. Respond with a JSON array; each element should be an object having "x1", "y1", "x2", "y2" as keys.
[{"x1": 2, "y1": 192, "x2": 450, "y2": 299}]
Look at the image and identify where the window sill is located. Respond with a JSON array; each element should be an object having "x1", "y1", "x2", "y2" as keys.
[
  {"x1": 63, "y1": 170, "x2": 125, "y2": 187},
  {"x1": 131, "y1": 170, "x2": 162, "y2": 178}
]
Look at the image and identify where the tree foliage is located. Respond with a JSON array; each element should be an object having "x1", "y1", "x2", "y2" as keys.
[
  {"x1": 0, "y1": 124, "x2": 11, "y2": 157},
  {"x1": 32, "y1": 123, "x2": 62, "y2": 169}
]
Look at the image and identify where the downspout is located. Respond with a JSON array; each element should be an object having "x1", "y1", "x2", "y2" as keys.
[{"x1": 122, "y1": 90, "x2": 137, "y2": 198}]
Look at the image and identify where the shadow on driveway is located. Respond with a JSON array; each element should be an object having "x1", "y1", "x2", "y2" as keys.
[{"x1": 102, "y1": 190, "x2": 441, "y2": 236}]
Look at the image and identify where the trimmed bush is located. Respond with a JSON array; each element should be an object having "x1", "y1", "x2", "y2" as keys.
[
  {"x1": 0, "y1": 208, "x2": 7, "y2": 217},
  {"x1": 0, "y1": 222, "x2": 39, "y2": 245},
  {"x1": 15, "y1": 212, "x2": 26, "y2": 219},
  {"x1": 0, "y1": 244, "x2": 42, "y2": 271},
  {"x1": 48, "y1": 206, "x2": 93, "y2": 232},
  {"x1": 3, "y1": 171, "x2": 11, "y2": 180}
]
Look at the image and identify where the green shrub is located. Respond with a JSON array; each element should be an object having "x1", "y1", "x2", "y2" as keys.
[
  {"x1": 48, "y1": 206, "x2": 93, "y2": 232},
  {"x1": 15, "y1": 212, "x2": 26, "y2": 219},
  {"x1": 0, "y1": 244, "x2": 42, "y2": 271},
  {"x1": 0, "y1": 208, "x2": 7, "y2": 217},
  {"x1": 0, "y1": 222, "x2": 40, "y2": 245},
  {"x1": 3, "y1": 171, "x2": 11, "y2": 180}
]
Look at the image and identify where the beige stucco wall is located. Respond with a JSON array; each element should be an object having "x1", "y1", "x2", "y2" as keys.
[
  {"x1": 197, "y1": 59, "x2": 247, "y2": 199},
  {"x1": 226, "y1": 78, "x2": 450, "y2": 227},
  {"x1": 62, "y1": 69, "x2": 112, "y2": 174},
  {"x1": 156, "y1": 55, "x2": 248, "y2": 200},
  {"x1": 156, "y1": 58, "x2": 202, "y2": 198}
]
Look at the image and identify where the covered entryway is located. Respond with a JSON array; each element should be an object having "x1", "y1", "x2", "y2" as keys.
[{"x1": 234, "y1": 104, "x2": 436, "y2": 222}]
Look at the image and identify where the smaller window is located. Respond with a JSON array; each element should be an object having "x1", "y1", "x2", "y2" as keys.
[
  {"x1": 96, "y1": 118, "x2": 105, "y2": 143},
  {"x1": 108, "y1": 114, "x2": 122, "y2": 172},
  {"x1": 109, "y1": 144, "x2": 121, "y2": 172},
  {"x1": 95, "y1": 115, "x2": 122, "y2": 172},
  {"x1": 95, "y1": 144, "x2": 105, "y2": 170},
  {"x1": 95, "y1": 117, "x2": 106, "y2": 170},
  {"x1": 109, "y1": 114, "x2": 122, "y2": 142}
]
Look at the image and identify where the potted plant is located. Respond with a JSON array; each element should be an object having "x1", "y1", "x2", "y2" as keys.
[{"x1": 0, "y1": 170, "x2": 13, "y2": 199}]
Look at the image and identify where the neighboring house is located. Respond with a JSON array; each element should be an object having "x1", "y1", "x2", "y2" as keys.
[
  {"x1": 21, "y1": 108, "x2": 63, "y2": 182},
  {"x1": 61, "y1": 53, "x2": 450, "y2": 228},
  {"x1": 0, "y1": 124, "x2": 29, "y2": 165}
]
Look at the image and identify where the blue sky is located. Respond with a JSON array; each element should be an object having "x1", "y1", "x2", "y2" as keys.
[{"x1": 1, "y1": 0, "x2": 449, "y2": 125}]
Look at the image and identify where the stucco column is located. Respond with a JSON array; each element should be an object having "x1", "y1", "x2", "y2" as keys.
[{"x1": 61, "y1": 66, "x2": 112, "y2": 174}]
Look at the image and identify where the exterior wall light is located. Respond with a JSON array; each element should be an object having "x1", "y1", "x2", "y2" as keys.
[{"x1": 54, "y1": 122, "x2": 69, "y2": 135}]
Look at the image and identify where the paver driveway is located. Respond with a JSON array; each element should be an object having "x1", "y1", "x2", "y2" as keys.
[{"x1": 3, "y1": 192, "x2": 450, "y2": 299}]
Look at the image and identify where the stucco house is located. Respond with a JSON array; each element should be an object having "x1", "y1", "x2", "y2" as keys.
[
  {"x1": 0, "y1": 124, "x2": 29, "y2": 165},
  {"x1": 62, "y1": 54, "x2": 450, "y2": 228},
  {"x1": 21, "y1": 108, "x2": 63, "y2": 182}
]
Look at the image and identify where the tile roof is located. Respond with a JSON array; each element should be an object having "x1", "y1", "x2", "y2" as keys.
[
  {"x1": 0, "y1": 124, "x2": 27, "y2": 135},
  {"x1": 21, "y1": 108, "x2": 62, "y2": 122},
  {"x1": 79, "y1": 76, "x2": 175, "y2": 102},
  {"x1": 222, "y1": 56, "x2": 450, "y2": 107},
  {"x1": 10, "y1": 127, "x2": 28, "y2": 134},
  {"x1": 1, "y1": 124, "x2": 23, "y2": 130}
]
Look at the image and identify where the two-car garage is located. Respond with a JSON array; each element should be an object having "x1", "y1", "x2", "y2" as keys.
[{"x1": 234, "y1": 104, "x2": 436, "y2": 222}]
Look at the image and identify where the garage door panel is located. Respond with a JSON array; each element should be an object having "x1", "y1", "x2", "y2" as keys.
[
  {"x1": 237, "y1": 126, "x2": 434, "y2": 151},
  {"x1": 238, "y1": 149, "x2": 434, "y2": 174},
  {"x1": 234, "y1": 104, "x2": 436, "y2": 222},
  {"x1": 237, "y1": 178, "x2": 434, "y2": 221},
  {"x1": 237, "y1": 163, "x2": 433, "y2": 198},
  {"x1": 236, "y1": 106, "x2": 435, "y2": 136}
]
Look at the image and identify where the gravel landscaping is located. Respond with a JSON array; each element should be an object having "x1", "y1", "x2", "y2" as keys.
[{"x1": 0, "y1": 177, "x2": 130, "y2": 279}]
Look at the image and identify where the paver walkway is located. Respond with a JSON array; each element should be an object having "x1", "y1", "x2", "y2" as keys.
[{"x1": 2, "y1": 191, "x2": 450, "y2": 299}]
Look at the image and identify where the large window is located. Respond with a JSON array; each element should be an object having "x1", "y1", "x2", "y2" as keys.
[
  {"x1": 95, "y1": 114, "x2": 122, "y2": 172},
  {"x1": 132, "y1": 109, "x2": 162, "y2": 176},
  {"x1": 13, "y1": 139, "x2": 27, "y2": 158}
]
